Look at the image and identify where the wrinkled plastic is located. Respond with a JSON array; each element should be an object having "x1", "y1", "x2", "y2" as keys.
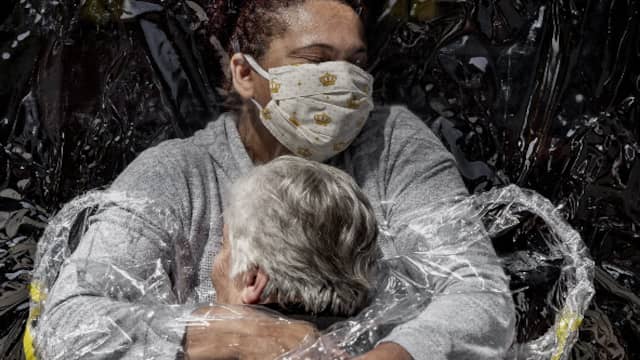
[
  {"x1": 26, "y1": 185, "x2": 594, "y2": 359},
  {"x1": 1, "y1": 0, "x2": 639, "y2": 359}
]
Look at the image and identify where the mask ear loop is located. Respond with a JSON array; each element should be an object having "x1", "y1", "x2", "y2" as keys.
[
  {"x1": 242, "y1": 54, "x2": 273, "y2": 111},
  {"x1": 243, "y1": 54, "x2": 271, "y2": 80}
]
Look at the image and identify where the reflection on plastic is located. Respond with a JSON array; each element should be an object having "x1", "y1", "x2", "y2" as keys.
[{"x1": 26, "y1": 186, "x2": 593, "y2": 359}]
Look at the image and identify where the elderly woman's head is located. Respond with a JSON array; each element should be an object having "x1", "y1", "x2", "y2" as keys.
[
  {"x1": 212, "y1": 156, "x2": 379, "y2": 316},
  {"x1": 206, "y1": 0, "x2": 374, "y2": 163}
]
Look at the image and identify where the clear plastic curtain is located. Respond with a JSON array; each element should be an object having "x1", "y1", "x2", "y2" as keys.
[{"x1": 28, "y1": 185, "x2": 593, "y2": 359}]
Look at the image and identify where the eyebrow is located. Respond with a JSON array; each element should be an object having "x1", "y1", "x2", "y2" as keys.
[{"x1": 289, "y1": 43, "x2": 367, "y2": 56}]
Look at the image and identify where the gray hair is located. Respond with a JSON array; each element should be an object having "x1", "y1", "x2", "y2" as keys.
[{"x1": 225, "y1": 156, "x2": 379, "y2": 316}]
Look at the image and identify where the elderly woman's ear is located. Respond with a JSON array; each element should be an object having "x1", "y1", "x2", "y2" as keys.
[
  {"x1": 229, "y1": 53, "x2": 255, "y2": 100},
  {"x1": 240, "y1": 267, "x2": 270, "y2": 305}
]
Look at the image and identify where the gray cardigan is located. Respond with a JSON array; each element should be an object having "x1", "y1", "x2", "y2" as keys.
[{"x1": 36, "y1": 106, "x2": 515, "y2": 359}]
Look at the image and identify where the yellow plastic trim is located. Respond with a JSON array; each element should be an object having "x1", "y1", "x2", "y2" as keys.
[
  {"x1": 23, "y1": 282, "x2": 43, "y2": 360},
  {"x1": 550, "y1": 311, "x2": 583, "y2": 360}
]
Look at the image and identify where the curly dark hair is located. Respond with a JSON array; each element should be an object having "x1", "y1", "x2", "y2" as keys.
[{"x1": 206, "y1": 0, "x2": 368, "y2": 61}]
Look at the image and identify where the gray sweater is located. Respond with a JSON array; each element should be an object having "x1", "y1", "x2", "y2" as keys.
[{"x1": 36, "y1": 106, "x2": 515, "y2": 359}]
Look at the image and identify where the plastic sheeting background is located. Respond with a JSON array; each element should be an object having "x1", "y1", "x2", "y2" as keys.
[{"x1": 0, "y1": 0, "x2": 639, "y2": 359}]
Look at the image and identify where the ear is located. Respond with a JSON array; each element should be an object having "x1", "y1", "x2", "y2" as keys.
[
  {"x1": 240, "y1": 267, "x2": 270, "y2": 305},
  {"x1": 229, "y1": 52, "x2": 255, "y2": 100}
]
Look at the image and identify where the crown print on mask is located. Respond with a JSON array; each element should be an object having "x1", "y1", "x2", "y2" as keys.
[
  {"x1": 319, "y1": 72, "x2": 337, "y2": 86},
  {"x1": 289, "y1": 113, "x2": 300, "y2": 127},
  {"x1": 297, "y1": 148, "x2": 313, "y2": 158},
  {"x1": 347, "y1": 95, "x2": 361, "y2": 109},
  {"x1": 314, "y1": 113, "x2": 332, "y2": 126},
  {"x1": 270, "y1": 80, "x2": 281, "y2": 93},
  {"x1": 333, "y1": 142, "x2": 347, "y2": 152},
  {"x1": 260, "y1": 108, "x2": 272, "y2": 120}
]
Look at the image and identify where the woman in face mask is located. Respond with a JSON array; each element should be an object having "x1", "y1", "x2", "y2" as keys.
[
  {"x1": 34, "y1": 1, "x2": 515, "y2": 360},
  {"x1": 216, "y1": 0, "x2": 374, "y2": 165}
]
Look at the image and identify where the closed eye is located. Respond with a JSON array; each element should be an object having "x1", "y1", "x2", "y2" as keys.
[
  {"x1": 290, "y1": 54, "x2": 331, "y2": 64},
  {"x1": 289, "y1": 44, "x2": 336, "y2": 64}
]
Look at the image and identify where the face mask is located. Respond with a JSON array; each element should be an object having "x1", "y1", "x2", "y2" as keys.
[{"x1": 243, "y1": 54, "x2": 374, "y2": 162}]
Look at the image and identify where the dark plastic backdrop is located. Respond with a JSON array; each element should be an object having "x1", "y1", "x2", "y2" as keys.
[{"x1": 0, "y1": 0, "x2": 638, "y2": 359}]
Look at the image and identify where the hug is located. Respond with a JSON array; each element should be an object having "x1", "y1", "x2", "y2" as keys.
[{"x1": 30, "y1": 1, "x2": 515, "y2": 359}]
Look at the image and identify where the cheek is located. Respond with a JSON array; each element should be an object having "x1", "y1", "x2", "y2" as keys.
[{"x1": 253, "y1": 76, "x2": 272, "y2": 106}]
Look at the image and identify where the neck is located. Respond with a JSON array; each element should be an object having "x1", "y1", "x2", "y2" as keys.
[{"x1": 236, "y1": 105, "x2": 290, "y2": 164}]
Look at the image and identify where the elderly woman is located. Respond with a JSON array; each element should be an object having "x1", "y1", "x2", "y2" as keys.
[
  {"x1": 34, "y1": 0, "x2": 515, "y2": 359},
  {"x1": 210, "y1": 156, "x2": 378, "y2": 325}
]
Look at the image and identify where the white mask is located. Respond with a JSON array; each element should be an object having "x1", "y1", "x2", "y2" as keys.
[{"x1": 243, "y1": 54, "x2": 374, "y2": 162}]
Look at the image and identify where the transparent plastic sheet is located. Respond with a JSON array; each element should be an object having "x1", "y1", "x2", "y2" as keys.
[{"x1": 27, "y1": 185, "x2": 594, "y2": 359}]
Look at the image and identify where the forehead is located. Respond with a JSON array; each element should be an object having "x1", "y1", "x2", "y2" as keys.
[{"x1": 276, "y1": 0, "x2": 365, "y2": 52}]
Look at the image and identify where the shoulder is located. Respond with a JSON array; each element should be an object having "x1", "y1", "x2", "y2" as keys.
[
  {"x1": 354, "y1": 105, "x2": 446, "y2": 153},
  {"x1": 127, "y1": 137, "x2": 205, "y2": 173},
  {"x1": 129, "y1": 113, "x2": 231, "y2": 170},
  {"x1": 112, "y1": 115, "x2": 229, "y2": 191}
]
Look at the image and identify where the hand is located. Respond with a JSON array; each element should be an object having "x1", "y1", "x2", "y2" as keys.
[
  {"x1": 184, "y1": 305, "x2": 319, "y2": 360},
  {"x1": 354, "y1": 342, "x2": 413, "y2": 360}
]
